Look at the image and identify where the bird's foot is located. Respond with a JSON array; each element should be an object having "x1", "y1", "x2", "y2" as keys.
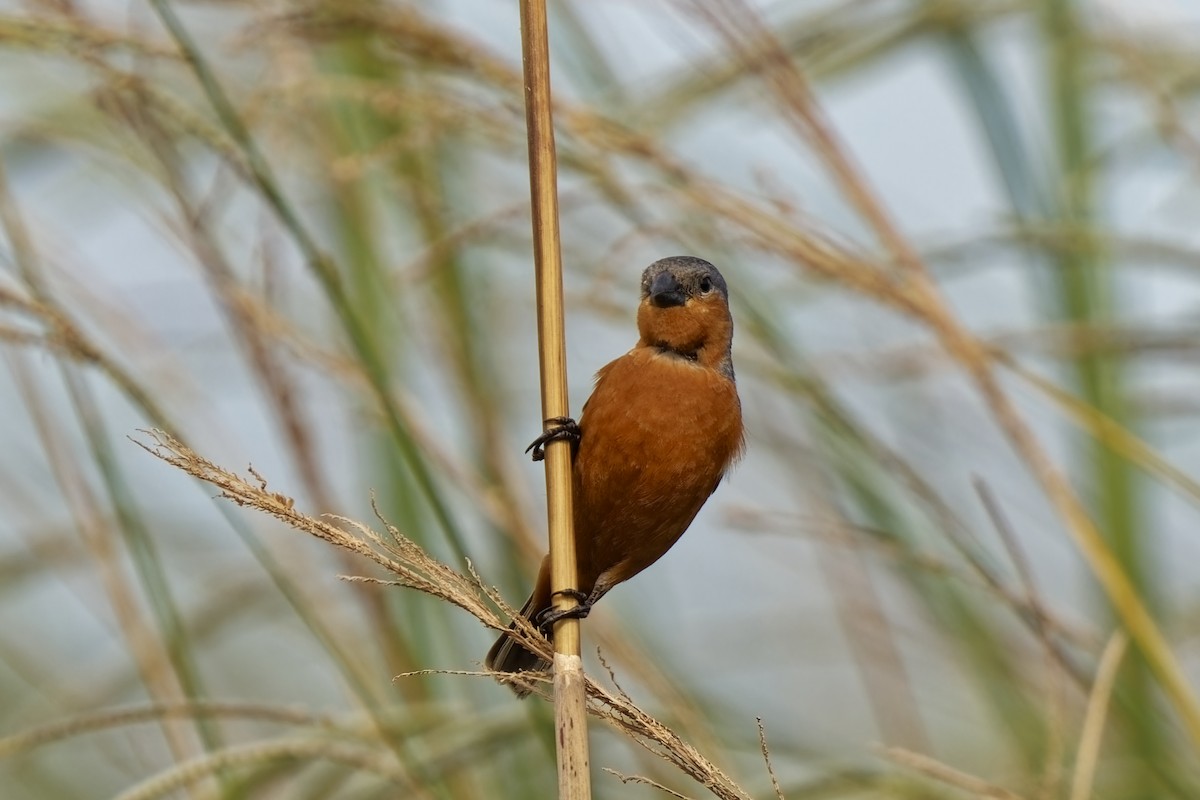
[
  {"x1": 551, "y1": 588, "x2": 589, "y2": 604},
  {"x1": 535, "y1": 590, "x2": 593, "y2": 635},
  {"x1": 525, "y1": 417, "x2": 580, "y2": 462}
]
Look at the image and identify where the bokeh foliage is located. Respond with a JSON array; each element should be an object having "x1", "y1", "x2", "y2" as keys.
[{"x1": 2, "y1": 0, "x2": 1200, "y2": 798}]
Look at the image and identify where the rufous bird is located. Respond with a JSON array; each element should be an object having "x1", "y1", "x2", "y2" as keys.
[{"x1": 486, "y1": 256, "x2": 744, "y2": 694}]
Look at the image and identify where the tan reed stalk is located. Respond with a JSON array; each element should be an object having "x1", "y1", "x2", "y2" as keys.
[{"x1": 517, "y1": 1, "x2": 591, "y2": 797}]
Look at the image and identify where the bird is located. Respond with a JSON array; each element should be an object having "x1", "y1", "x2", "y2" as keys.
[{"x1": 486, "y1": 256, "x2": 744, "y2": 694}]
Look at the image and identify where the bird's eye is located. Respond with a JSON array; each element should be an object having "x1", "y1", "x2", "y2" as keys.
[{"x1": 699, "y1": 276, "x2": 713, "y2": 294}]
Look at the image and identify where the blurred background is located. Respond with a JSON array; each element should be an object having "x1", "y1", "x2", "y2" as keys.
[{"x1": 3, "y1": 0, "x2": 1200, "y2": 797}]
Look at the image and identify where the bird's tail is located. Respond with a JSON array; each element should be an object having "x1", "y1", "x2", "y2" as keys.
[{"x1": 485, "y1": 558, "x2": 551, "y2": 697}]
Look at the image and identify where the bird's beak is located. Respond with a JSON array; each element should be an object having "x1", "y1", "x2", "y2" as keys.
[{"x1": 648, "y1": 272, "x2": 686, "y2": 308}]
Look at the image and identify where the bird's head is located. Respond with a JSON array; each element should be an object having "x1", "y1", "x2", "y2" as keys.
[{"x1": 636, "y1": 256, "x2": 734, "y2": 375}]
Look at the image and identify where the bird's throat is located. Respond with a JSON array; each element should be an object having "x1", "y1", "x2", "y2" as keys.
[{"x1": 653, "y1": 343, "x2": 699, "y2": 363}]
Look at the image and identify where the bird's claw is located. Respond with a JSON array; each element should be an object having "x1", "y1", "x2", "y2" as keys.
[
  {"x1": 525, "y1": 416, "x2": 580, "y2": 462},
  {"x1": 534, "y1": 590, "x2": 593, "y2": 635}
]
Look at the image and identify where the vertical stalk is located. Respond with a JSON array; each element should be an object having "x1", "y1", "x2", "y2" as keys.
[
  {"x1": 1042, "y1": 0, "x2": 1157, "y2": 774},
  {"x1": 518, "y1": 1, "x2": 591, "y2": 797}
]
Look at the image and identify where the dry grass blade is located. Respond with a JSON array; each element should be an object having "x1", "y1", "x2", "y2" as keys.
[
  {"x1": 604, "y1": 769, "x2": 699, "y2": 800},
  {"x1": 757, "y1": 718, "x2": 785, "y2": 800},
  {"x1": 112, "y1": 737, "x2": 420, "y2": 800},
  {"x1": 136, "y1": 430, "x2": 755, "y2": 800},
  {"x1": 0, "y1": 702, "x2": 335, "y2": 759},
  {"x1": 133, "y1": 430, "x2": 508, "y2": 632},
  {"x1": 974, "y1": 478, "x2": 1069, "y2": 797},
  {"x1": 584, "y1": 681, "x2": 750, "y2": 800},
  {"x1": 1069, "y1": 631, "x2": 1129, "y2": 800},
  {"x1": 690, "y1": 0, "x2": 925, "y2": 278},
  {"x1": 881, "y1": 746, "x2": 1028, "y2": 800}
]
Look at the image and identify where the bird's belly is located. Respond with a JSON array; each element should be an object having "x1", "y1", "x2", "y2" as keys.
[{"x1": 571, "y1": 353, "x2": 742, "y2": 592}]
